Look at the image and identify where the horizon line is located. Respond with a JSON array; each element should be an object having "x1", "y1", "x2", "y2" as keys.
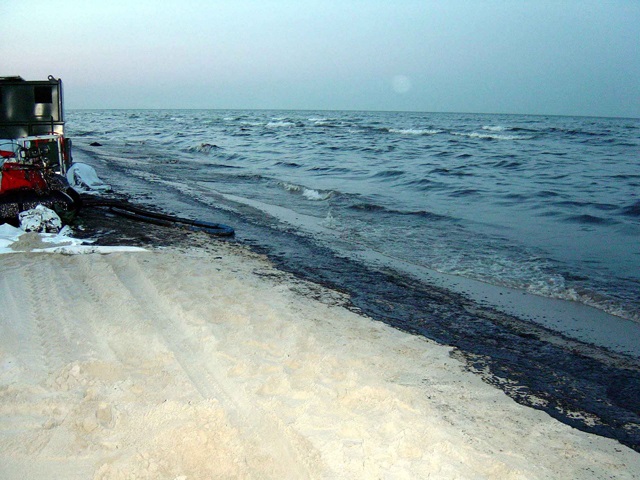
[{"x1": 64, "y1": 107, "x2": 640, "y2": 121}]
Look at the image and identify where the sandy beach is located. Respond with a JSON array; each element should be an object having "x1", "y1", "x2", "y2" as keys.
[{"x1": 0, "y1": 226, "x2": 639, "y2": 479}]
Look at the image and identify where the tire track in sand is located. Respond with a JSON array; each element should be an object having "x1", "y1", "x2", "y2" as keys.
[
  {"x1": 9, "y1": 254, "x2": 104, "y2": 386},
  {"x1": 0, "y1": 256, "x2": 42, "y2": 367},
  {"x1": 0, "y1": 255, "x2": 47, "y2": 458},
  {"x1": 108, "y1": 253, "x2": 324, "y2": 479},
  {"x1": 18, "y1": 256, "x2": 73, "y2": 375},
  {"x1": 0, "y1": 255, "x2": 70, "y2": 457}
]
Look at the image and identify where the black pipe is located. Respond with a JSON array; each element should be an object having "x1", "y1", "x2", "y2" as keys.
[{"x1": 82, "y1": 197, "x2": 235, "y2": 237}]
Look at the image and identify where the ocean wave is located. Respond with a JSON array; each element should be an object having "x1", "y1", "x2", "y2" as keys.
[
  {"x1": 493, "y1": 159, "x2": 523, "y2": 169},
  {"x1": 481, "y1": 125, "x2": 541, "y2": 134},
  {"x1": 348, "y1": 202, "x2": 452, "y2": 221},
  {"x1": 313, "y1": 120, "x2": 341, "y2": 128},
  {"x1": 349, "y1": 202, "x2": 387, "y2": 212},
  {"x1": 388, "y1": 128, "x2": 441, "y2": 135},
  {"x1": 428, "y1": 167, "x2": 474, "y2": 177},
  {"x1": 266, "y1": 121, "x2": 296, "y2": 128},
  {"x1": 536, "y1": 190, "x2": 562, "y2": 198},
  {"x1": 309, "y1": 166, "x2": 351, "y2": 174},
  {"x1": 431, "y1": 255, "x2": 639, "y2": 323},
  {"x1": 565, "y1": 214, "x2": 618, "y2": 225},
  {"x1": 526, "y1": 282, "x2": 638, "y2": 323},
  {"x1": 401, "y1": 178, "x2": 439, "y2": 190},
  {"x1": 274, "y1": 161, "x2": 302, "y2": 168},
  {"x1": 548, "y1": 127, "x2": 602, "y2": 137},
  {"x1": 280, "y1": 182, "x2": 333, "y2": 201},
  {"x1": 449, "y1": 188, "x2": 481, "y2": 197},
  {"x1": 523, "y1": 280, "x2": 638, "y2": 323},
  {"x1": 452, "y1": 132, "x2": 531, "y2": 141},
  {"x1": 554, "y1": 200, "x2": 618, "y2": 211},
  {"x1": 371, "y1": 169, "x2": 406, "y2": 179},
  {"x1": 620, "y1": 201, "x2": 640, "y2": 217},
  {"x1": 401, "y1": 177, "x2": 435, "y2": 187},
  {"x1": 202, "y1": 163, "x2": 242, "y2": 170},
  {"x1": 308, "y1": 117, "x2": 339, "y2": 126},
  {"x1": 187, "y1": 143, "x2": 220, "y2": 154},
  {"x1": 610, "y1": 174, "x2": 640, "y2": 180}
]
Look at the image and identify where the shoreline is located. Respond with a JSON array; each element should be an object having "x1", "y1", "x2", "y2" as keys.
[
  {"x1": 0, "y1": 209, "x2": 639, "y2": 478},
  {"x1": 218, "y1": 190, "x2": 640, "y2": 356},
  {"x1": 64, "y1": 184, "x2": 640, "y2": 451}
]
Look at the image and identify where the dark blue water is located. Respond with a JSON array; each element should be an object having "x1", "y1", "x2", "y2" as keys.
[{"x1": 67, "y1": 110, "x2": 640, "y2": 323}]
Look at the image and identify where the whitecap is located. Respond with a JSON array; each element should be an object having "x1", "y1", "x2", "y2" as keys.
[
  {"x1": 302, "y1": 188, "x2": 332, "y2": 201},
  {"x1": 310, "y1": 118, "x2": 337, "y2": 127},
  {"x1": 281, "y1": 182, "x2": 332, "y2": 201},
  {"x1": 388, "y1": 128, "x2": 441, "y2": 135},
  {"x1": 452, "y1": 132, "x2": 529, "y2": 141},
  {"x1": 282, "y1": 183, "x2": 302, "y2": 193},
  {"x1": 266, "y1": 121, "x2": 295, "y2": 128}
]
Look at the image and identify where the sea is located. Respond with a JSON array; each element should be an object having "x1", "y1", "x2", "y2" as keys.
[{"x1": 66, "y1": 109, "x2": 640, "y2": 450}]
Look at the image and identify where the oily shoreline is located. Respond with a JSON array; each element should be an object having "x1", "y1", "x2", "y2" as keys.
[
  {"x1": 71, "y1": 196, "x2": 640, "y2": 452},
  {"x1": 1, "y1": 214, "x2": 640, "y2": 478}
]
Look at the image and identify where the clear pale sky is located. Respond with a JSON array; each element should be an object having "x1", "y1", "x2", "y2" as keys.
[{"x1": 2, "y1": 0, "x2": 639, "y2": 117}]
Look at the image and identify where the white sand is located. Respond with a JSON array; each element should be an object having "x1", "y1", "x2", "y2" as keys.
[{"x1": 0, "y1": 236, "x2": 638, "y2": 479}]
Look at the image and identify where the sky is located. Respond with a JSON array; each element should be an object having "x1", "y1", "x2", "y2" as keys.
[{"x1": 2, "y1": 0, "x2": 639, "y2": 117}]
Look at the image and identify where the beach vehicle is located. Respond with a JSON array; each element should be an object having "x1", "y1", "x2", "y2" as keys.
[
  {"x1": 0, "y1": 75, "x2": 79, "y2": 223},
  {"x1": 0, "y1": 75, "x2": 234, "y2": 236}
]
